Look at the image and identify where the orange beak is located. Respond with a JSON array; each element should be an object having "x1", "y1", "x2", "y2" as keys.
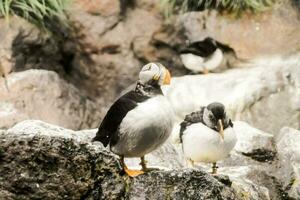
[
  {"x1": 163, "y1": 69, "x2": 171, "y2": 85},
  {"x1": 217, "y1": 119, "x2": 224, "y2": 140}
]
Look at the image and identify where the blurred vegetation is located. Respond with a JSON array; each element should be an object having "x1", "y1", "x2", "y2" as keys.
[
  {"x1": 160, "y1": 0, "x2": 276, "y2": 16},
  {"x1": 0, "y1": 0, "x2": 70, "y2": 31}
]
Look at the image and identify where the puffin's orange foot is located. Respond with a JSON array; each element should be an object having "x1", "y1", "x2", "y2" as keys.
[
  {"x1": 124, "y1": 168, "x2": 145, "y2": 177},
  {"x1": 202, "y1": 68, "x2": 210, "y2": 74}
]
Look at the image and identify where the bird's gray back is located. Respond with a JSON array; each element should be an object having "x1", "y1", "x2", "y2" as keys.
[{"x1": 179, "y1": 107, "x2": 205, "y2": 143}]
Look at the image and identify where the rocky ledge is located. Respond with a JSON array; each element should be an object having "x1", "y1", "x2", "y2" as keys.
[
  {"x1": 0, "y1": 120, "x2": 237, "y2": 200},
  {"x1": 1, "y1": 120, "x2": 299, "y2": 199}
]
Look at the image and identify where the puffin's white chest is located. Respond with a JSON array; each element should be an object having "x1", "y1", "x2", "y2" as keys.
[
  {"x1": 180, "y1": 53, "x2": 204, "y2": 72},
  {"x1": 180, "y1": 49, "x2": 223, "y2": 72},
  {"x1": 112, "y1": 95, "x2": 175, "y2": 157},
  {"x1": 182, "y1": 123, "x2": 236, "y2": 163},
  {"x1": 120, "y1": 95, "x2": 174, "y2": 133}
]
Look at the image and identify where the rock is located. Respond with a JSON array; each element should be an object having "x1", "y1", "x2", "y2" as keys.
[
  {"x1": 66, "y1": 5, "x2": 166, "y2": 117},
  {"x1": 232, "y1": 121, "x2": 275, "y2": 155},
  {"x1": 0, "y1": 16, "x2": 72, "y2": 75},
  {"x1": 0, "y1": 70, "x2": 101, "y2": 130},
  {"x1": 73, "y1": 0, "x2": 120, "y2": 16},
  {"x1": 216, "y1": 123, "x2": 290, "y2": 200},
  {"x1": 0, "y1": 16, "x2": 38, "y2": 76},
  {"x1": 219, "y1": 167, "x2": 270, "y2": 200},
  {"x1": 275, "y1": 127, "x2": 300, "y2": 199},
  {"x1": 0, "y1": 120, "x2": 125, "y2": 200},
  {"x1": 218, "y1": 166, "x2": 289, "y2": 200},
  {"x1": 0, "y1": 120, "x2": 241, "y2": 199},
  {"x1": 127, "y1": 169, "x2": 237, "y2": 200},
  {"x1": 163, "y1": 55, "x2": 300, "y2": 134},
  {"x1": 180, "y1": 1, "x2": 300, "y2": 59},
  {"x1": 219, "y1": 121, "x2": 276, "y2": 167}
]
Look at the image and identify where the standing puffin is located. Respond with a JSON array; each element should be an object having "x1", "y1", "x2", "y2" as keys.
[
  {"x1": 179, "y1": 102, "x2": 236, "y2": 174},
  {"x1": 93, "y1": 63, "x2": 174, "y2": 177},
  {"x1": 179, "y1": 37, "x2": 237, "y2": 74}
]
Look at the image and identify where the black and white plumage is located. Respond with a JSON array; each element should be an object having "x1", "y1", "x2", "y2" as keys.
[
  {"x1": 179, "y1": 102, "x2": 236, "y2": 174},
  {"x1": 93, "y1": 62, "x2": 174, "y2": 176},
  {"x1": 179, "y1": 37, "x2": 237, "y2": 73}
]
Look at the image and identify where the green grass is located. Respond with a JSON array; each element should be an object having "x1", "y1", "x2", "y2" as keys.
[
  {"x1": 160, "y1": 0, "x2": 276, "y2": 16},
  {"x1": 0, "y1": 0, "x2": 70, "y2": 31}
]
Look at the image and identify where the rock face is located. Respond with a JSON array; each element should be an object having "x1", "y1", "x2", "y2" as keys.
[
  {"x1": 0, "y1": 16, "x2": 42, "y2": 77},
  {"x1": 163, "y1": 55, "x2": 300, "y2": 134},
  {"x1": 0, "y1": 1, "x2": 186, "y2": 121},
  {"x1": 0, "y1": 70, "x2": 101, "y2": 130},
  {"x1": 275, "y1": 127, "x2": 300, "y2": 199},
  {"x1": 0, "y1": 120, "x2": 239, "y2": 200}
]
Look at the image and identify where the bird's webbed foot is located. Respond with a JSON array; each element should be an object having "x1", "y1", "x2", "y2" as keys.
[{"x1": 140, "y1": 156, "x2": 160, "y2": 172}]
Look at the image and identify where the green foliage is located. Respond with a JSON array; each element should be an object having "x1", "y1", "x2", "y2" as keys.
[
  {"x1": 160, "y1": 0, "x2": 276, "y2": 16},
  {"x1": 0, "y1": 0, "x2": 70, "y2": 31}
]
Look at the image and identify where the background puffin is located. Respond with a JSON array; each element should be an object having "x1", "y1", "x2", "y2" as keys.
[
  {"x1": 93, "y1": 62, "x2": 174, "y2": 177},
  {"x1": 179, "y1": 102, "x2": 236, "y2": 174},
  {"x1": 179, "y1": 37, "x2": 240, "y2": 74}
]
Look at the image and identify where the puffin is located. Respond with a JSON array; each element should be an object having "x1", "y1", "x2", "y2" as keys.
[
  {"x1": 179, "y1": 37, "x2": 237, "y2": 74},
  {"x1": 179, "y1": 102, "x2": 236, "y2": 174},
  {"x1": 93, "y1": 62, "x2": 174, "y2": 177}
]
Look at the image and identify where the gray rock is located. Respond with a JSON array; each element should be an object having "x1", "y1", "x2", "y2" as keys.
[
  {"x1": 275, "y1": 127, "x2": 300, "y2": 199},
  {"x1": 0, "y1": 70, "x2": 101, "y2": 130},
  {"x1": 216, "y1": 121, "x2": 276, "y2": 168},
  {"x1": 219, "y1": 167, "x2": 270, "y2": 200},
  {"x1": 127, "y1": 169, "x2": 237, "y2": 200},
  {"x1": 218, "y1": 166, "x2": 290, "y2": 200},
  {"x1": 233, "y1": 121, "x2": 274, "y2": 153},
  {"x1": 0, "y1": 120, "x2": 125, "y2": 200},
  {"x1": 0, "y1": 120, "x2": 243, "y2": 199}
]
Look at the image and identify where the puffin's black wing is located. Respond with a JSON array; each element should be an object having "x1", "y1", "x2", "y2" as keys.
[
  {"x1": 214, "y1": 40, "x2": 235, "y2": 53},
  {"x1": 93, "y1": 90, "x2": 149, "y2": 147},
  {"x1": 179, "y1": 107, "x2": 205, "y2": 143},
  {"x1": 228, "y1": 119, "x2": 234, "y2": 127},
  {"x1": 180, "y1": 39, "x2": 217, "y2": 57}
]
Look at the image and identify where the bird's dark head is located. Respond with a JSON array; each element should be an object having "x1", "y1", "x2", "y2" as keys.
[
  {"x1": 203, "y1": 37, "x2": 216, "y2": 45},
  {"x1": 203, "y1": 102, "x2": 232, "y2": 139},
  {"x1": 139, "y1": 62, "x2": 171, "y2": 86}
]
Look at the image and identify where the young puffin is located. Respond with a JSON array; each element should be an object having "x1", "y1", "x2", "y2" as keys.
[
  {"x1": 179, "y1": 37, "x2": 237, "y2": 74},
  {"x1": 179, "y1": 102, "x2": 236, "y2": 174},
  {"x1": 93, "y1": 62, "x2": 174, "y2": 177}
]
